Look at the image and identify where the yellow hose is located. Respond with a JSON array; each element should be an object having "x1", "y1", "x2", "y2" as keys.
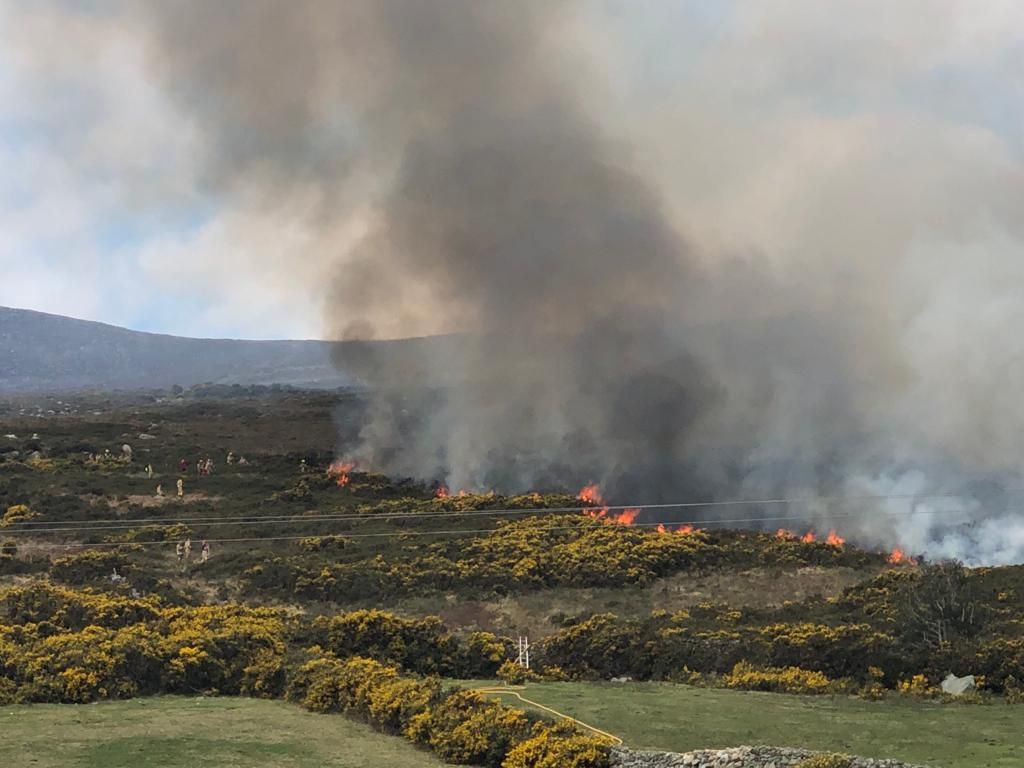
[{"x1": 472, "y1": 685, "x2": 623, "y2": 746}]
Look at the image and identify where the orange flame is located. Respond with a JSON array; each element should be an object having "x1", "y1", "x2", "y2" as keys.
[
  {"x1": 776, "y1": 529, "x2": 794, "y2": 539},
  {"x1": 577, "y1": 484, "x2": 605, "y2": 506},
  {"x1": 435, "y1": 485, "x2": 449, "y2": 499},
  {"x1": 674, "y1": 524, "x2": 695, "y2": 535},
  {"x1": 578, "y1": 484, "x2": 610, "y2": 520},
  {"x1": 328, "y1": 460, "x2": 355, "y2": 487},
  {"x1": 826, "y1": 530, "x2": 845, "y2": 546},
  {"x1": 656, "y1": 523, "x2": 668, "y2": 534},
  {"x1": 576, "y1": 485, "x2": 643, "y2": 527},
  {"x1": 612, "y1": 508, "x2": 640, "y2": 526},
  {"x1": 888, "y1": 547, "x2": 907, "y2": 564},
  {"x1": 801, "y1": 531, "x2": 816, "y2": 543}
]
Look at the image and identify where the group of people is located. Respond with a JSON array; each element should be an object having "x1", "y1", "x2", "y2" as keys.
[
  {"x1": 85, "y1": 444, "x2": 133, "y2": 464},
  {"x1": 155, "y1": 478, "x2": 185, "y2": 499},
  {"x1": 175, "y1": 538, "x2": 210, "y2": 567},
  {"x1": 179, "y1": 457, "x2": 215, "y2": 475},
  {"x1": 155, "y1": 450, "x2": 252, "y2": 499}
]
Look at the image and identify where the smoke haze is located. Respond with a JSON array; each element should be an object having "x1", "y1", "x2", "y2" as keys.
[{"x1": 6, "y1": 1, "x2": 1024, "y2": 562}]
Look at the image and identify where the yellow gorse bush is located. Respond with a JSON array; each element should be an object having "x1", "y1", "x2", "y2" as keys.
[
  {"x1": 1, "y1": 504, "x2": 38, "y2": 527},
  {"x1": 0, "y1": 583, "x2": 609, "y2": 764},
  {"x1": 897, "y1": 674, "x2": 937, "y2": 698},
  {"x1": 503, "y1": 720, "x2": 613, "y2": 768},
  {"x1": 795, "y1": 755, "x2": 853, "y2": 768},
  {"x1": 723, "y1": 661, "x2": 846, "y2": 695}
]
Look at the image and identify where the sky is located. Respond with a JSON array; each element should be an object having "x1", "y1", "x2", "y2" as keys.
[{"x1": 0, "y1": 0, "x2": 1022, "y2": 340}]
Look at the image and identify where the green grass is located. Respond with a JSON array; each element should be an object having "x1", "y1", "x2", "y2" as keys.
[
  {"x1": 467, "y1": 681, "x2": 1022, "y2": 768},
  {"x1": 0, "y1": 696, "x2": 444, "y2": 768}
]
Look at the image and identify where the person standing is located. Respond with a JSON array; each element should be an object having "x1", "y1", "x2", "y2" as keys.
[
  {"x1": 176, "y1": 478, "x2": 184, "y2": 499},
  {"x1": 200, "y1": 541, "x2": 210, "y2": 563},
  {"x1": 183, "y1": 538, "x2": 192, "y2": 561},
  {"x1": 176, "y1": 541, "x2": 184, "y2": 563}
]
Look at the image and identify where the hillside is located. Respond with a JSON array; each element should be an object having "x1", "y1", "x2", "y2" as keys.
[
  {"x1": 0, "y1": 306, "x2": 460, "y2": 393},
  {"x1": 0, "y1": 306, "x2": 350, "y2": 392},
  {"x1": 1, "y1": 390, "x2": 1021, "y2": 768}
]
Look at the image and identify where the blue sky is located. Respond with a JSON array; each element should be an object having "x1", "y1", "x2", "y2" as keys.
[{"x1": 1, "y1": 0, "x2": 1022, "y2": 339}]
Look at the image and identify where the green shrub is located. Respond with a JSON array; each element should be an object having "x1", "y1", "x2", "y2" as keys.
[
  {"x1": 463, "y1": 631, "x2": 511, "y2": 678},
  {"x1": 498, "y1": 659, "x2": 530, "y2": 685},
  {"x1": 305, "y1": 610, "x2": 460, "y2": 675},
  {"x1": 406, "y1": 689, "x2": 532, "y2": 767},
  {"x1": 0, "y1": 676, "x2": 16, "y2": 705},
  {"x1": 366, "y1": 676, "x2": 440, "y2": 733},
  {"x1": 1004, "y1": 676, "x2": 1024, "y2": 704},
  {"x1": 897, "y1": 674, "x2": 938, "y2": 699},
  {"x1": 2, "y1": 504, "x2": 38, "y2": 527},
  {"x1": 50, "y1": 549, "x2": 131, "y2": 585},
  {"x1": 297, "y1": 535, "x2": 349, "y2": 552}
]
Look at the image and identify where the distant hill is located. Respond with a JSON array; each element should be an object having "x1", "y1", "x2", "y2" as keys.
[{"x1": 0, "y1": 306, "x2": 415, "y2": 393}]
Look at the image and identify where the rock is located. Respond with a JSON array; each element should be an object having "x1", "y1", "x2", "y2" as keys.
[
  {"x1": 138, "y1": 433, "x2": 157, "y2": 440},
  {"x1": 610, "y1": 745, "x2": 935, "y2": 768},
  {"x1": 940, "y1": 673, "x2": 976, "y2": 696},
  {"x1": 611, "y1": 676, "x2": 634, "y2": 683}
]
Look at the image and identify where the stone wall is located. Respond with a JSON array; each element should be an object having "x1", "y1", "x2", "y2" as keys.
[{"x1": 611, "y1": 745, "x2": 933, "y2": 768}]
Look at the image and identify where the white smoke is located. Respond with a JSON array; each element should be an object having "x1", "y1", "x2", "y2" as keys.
[{"x1": 4, "y1": 1, "x2": 1024, "y2": 563}]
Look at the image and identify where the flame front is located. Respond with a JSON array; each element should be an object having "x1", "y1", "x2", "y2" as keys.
[
  {"x1": 889, "y1": 547, "x2": 907, "y2": 564},
  {"x1": 435, "y1": 485, "x2": 449, "y2": 499},
  {"x1": 776, "y1": 529, "x2": 794, "y2": 539},
  {"x1": 328, "y1": 460, "x2": 355, "y2": 487},
  {"x1": 801, "y1": 531, "x2": 816, "y2": 543},
  {"x1": 576, "y1": 485, "x2": 644, "y2": 526},
  {"x1": 674, "y1": 524, "x2": 695, "y2": 535},
  {"x1": 613, "y1": 507, "x2": 641, "y2": 526},
  {"x1": 578, "y1": 483, "x2": 609, "y2": 520},
  {"x1": 826, "y1": 529, "x2": 845, "y2": 546},
  {"x1": 577, "y1": 484, "x2": 604, "y2": 506}
]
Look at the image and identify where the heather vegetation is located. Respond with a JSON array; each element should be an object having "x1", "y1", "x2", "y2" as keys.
[{"x1": 2, "y1": 390, "x2": 1023, "y2": 766}]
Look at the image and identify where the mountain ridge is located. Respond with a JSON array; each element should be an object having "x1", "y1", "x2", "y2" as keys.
[{"x1": 0, "y1": 306, "x2": 363, "y2": 392}]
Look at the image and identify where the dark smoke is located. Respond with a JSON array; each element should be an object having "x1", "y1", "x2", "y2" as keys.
[
  {"x1": 137, "y1": 0, "x2": 725, "y2": 496},
  {"x1": 125, "y1": 0, "x2": 1024, "y2": 562}
]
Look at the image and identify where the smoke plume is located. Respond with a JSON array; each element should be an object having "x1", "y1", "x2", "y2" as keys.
[{"x1": 17, "y1": 1, "x2": 1024, "y2": 562}]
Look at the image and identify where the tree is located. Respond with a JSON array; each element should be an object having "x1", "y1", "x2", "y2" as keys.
[{"x1": 900, "y1": 561, "x2": 982, "y2": 649}]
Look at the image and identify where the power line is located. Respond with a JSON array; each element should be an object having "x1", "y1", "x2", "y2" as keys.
[
  {"x1": 14, "y1": 506, "x2": 979, "y2": 549},
  {"x1": 3, "y1": 490, "x2": 988, "y2": 533},
  {"x1": 0, "y1": 500, "x2": 981, "y2": 537}
]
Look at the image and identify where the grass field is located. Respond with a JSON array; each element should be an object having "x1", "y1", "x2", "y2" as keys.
[
  {"x1": 0, "y1": 696, "x2": 443, "y2": 768},
  {"x1": 3, "y1": 688, "x2": 1019, "y2": 768},
  {"x1": 470, "y1": 681, "x2": 1022, "y2": 768}
]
